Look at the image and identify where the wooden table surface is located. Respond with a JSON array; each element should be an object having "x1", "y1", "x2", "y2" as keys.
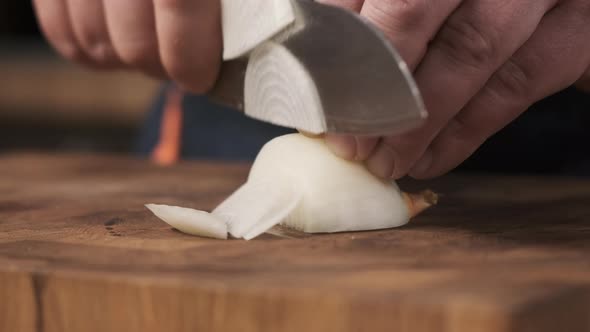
[{"x1": 1, "y1": 153, "x2": 589, "y2": 332}]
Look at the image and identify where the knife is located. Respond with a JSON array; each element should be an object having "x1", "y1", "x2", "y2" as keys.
[{"x1": 208, "y1": 0, "x2": 427, "y2": 136}]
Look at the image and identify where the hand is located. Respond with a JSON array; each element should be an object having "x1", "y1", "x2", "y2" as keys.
[
  {"x1": 33, "y1": 0, "x2": 222, "y2": 93},
  {"x1": 319, "y1": 0, "x2": 590, "y2": 179}
]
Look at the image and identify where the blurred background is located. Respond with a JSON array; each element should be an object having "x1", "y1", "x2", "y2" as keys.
[
  {"x1": 0, "y1": 2, "x2": 159, "y2": 155},
  {"x1": 1, "y1": 2, "x2": 589, "y2": 175}
]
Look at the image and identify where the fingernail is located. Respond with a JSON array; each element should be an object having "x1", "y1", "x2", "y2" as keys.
[
  {"x1": 410, "y1": 149, "x2": 433, "y2": 178},
  {"x1": 298, "y1": 130, "x2": 324, "y2": 138},
  {"x1": 366, "y1": 143, "x2": 395, "y2": 179},
  {"x1": 325, "y1": 134, "x2": 356, "y2": 160}
]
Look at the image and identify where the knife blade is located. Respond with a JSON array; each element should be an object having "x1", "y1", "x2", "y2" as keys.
[{"x1": 208, "y1": 0, "x2": 427, "y2": 136}]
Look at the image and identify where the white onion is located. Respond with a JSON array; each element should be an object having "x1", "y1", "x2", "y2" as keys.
[
  {"x1": 248, "y1": 134, "x2": 411, "y2": 233},
  {"x1": 145, "y1": 204, "x2": 228, "y2": 239},
  {"x1": 145, "y1": 134, "x2": 435, "y2": 240}
]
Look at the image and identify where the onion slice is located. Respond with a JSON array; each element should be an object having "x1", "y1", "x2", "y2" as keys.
[
  {"x1": 145, "y1": 204, "x2": 228, "y2": 240},
  {"x1": 213, "y1": 180, "x2": 302, "y2": 239}
]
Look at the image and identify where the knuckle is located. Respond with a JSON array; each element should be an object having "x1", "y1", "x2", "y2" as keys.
[
  {"x1": 391, "y1": 0, "x2": 430, "y2": 28},
  {"x1": 75, "y1": 28, "x2": 102, "y2": 50},
  {"x1": 488, "y1": 59, "x2": 533, "y2": 101},
  {"x1": 366, "y1": 0, "x2": 429, "y2": 33},
  {"x1": 74, "y1": 29, "x2": 118, "y2": 65},
  {"x1": 440, "y1": 118, "x2": 473, "y2": 143},
  {"x1": 445, "y1": 117, "x2": 490, "y2": 152},
  {"x1": 434, "y1": 15, "x2": 497, "y2": 70}
]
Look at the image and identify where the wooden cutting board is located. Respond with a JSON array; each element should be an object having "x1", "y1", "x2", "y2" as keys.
[{"x1": 0, "y1": 153, "x2": 589, "y2": 332}]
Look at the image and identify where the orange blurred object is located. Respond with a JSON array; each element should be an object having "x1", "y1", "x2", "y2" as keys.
[{"x1": 151, "y1": 87, "x2": 183, "y2": 166}]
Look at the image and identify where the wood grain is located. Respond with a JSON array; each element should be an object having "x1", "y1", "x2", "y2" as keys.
[{"x1": 0, "y1": 153, "x2": 589, "y2": 332}]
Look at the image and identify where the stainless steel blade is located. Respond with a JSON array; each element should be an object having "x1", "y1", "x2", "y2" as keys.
[{"x1": 209, "y1": 0, "x2": 427, "y2": 136}]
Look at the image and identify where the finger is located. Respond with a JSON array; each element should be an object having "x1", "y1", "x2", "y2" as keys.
[
  {"x1": 66, "y1": 0, "x2": 121, "y2": 68},
  {"x1": 324, "y1": 135, "x2": 378, "y2": 161},
  {"x1": 369, "y1": 0, "x2": 557, "y2": 179},
  {"x1": 365, "y1": 139, "x2": 398, "y2": 178},
  {"x1": 32, "y1": 0, "x2": 88, "y2": 63},
  {"x1": 316, "y1": 0, "x2": 364, "y2": 12},
  {"x1": 360, "y1": 0, "x2": 462, "y2": 70},
  {"x1": 103, "y1": 0, "x2": 166, "y2": 78},
  {"x1": 325, "y1": 0, "x2": 460, "y2": 164},
  {"x1": 153, "y1": 0, "x2": 222, "y2": 93},
  {"x1": 410, "y1": 1, "x2": 590, "y2": 179}
]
